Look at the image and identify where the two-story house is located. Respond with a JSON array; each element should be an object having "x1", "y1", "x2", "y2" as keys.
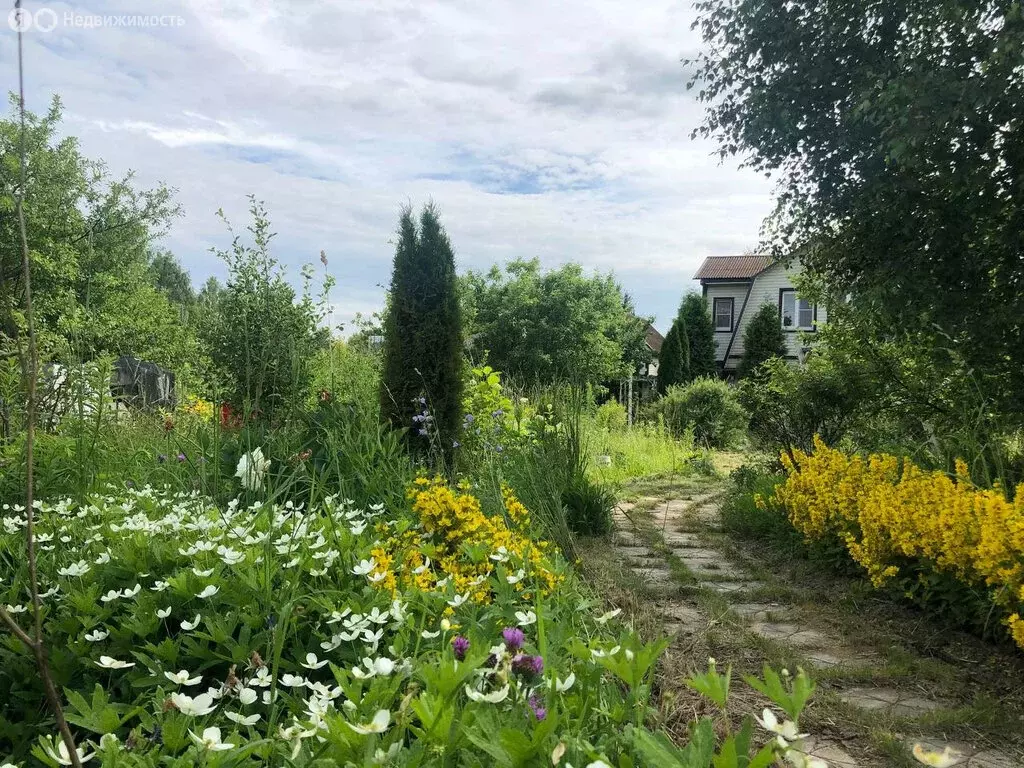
[{"x1": 694, "y1": 255, "x2": 825, "y2": 375}]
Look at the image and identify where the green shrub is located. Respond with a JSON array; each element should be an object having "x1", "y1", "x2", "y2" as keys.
[
  {"x1": 656, "y1": 321, "x2": 687, "y2": 395},
  {"x1": 738, "y1": 302, "x2": 787, "y2": 379},
  {"x1": 736, "y1": 356, "x2": 865, "y2": 457},
  {"x1": 594, "y1": 398, "x2": 627, "y2": 431},
  {"x1": 720, "y1": 464, "x2": 793, "y2": 540},
  {"x1": 658, "y1": 293, "x2": 717, "y2": 394},
  {"x1": 561, "y1": 472, "x2": 616, "y2": 536},
  {"x1": 645, "y1": 378, "x2": 746, "y2": 449},
  {"x1": 200, "y1": 198, "x2": 329, "y2": 419}
]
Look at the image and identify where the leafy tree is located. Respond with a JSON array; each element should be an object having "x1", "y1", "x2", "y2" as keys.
[
  {"x1": 678, "y1": 293, "x2": 717, "y2": 380},
  {"x1": 738, "y1": 302, "x2": 787, "y2": 378},
  {"x1": 0, "y1": 95, "x2": 195, "y2": 370},
  {"x1": 200, "y1": 198, "x2": 329, "y2": 418},
  {"x1": 380, "y1": 204, "x2": 463, "y2": 461},
  {"x1": 656, "y1": 322, "x2": 687, "y2": 395},
  {"x1": 462, "y1": 259, "x2": 646, "y2": 387},
  {"x1": 147, "y1": 249, "x2": 195, "y2": 307},
  {"x1": 690, "y1": 0, "x2": 1024, "y2": 416}
]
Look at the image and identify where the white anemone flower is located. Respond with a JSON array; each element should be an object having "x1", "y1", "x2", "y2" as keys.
[
  {"x1": 756, "y1": 709, "x2": 806, "y2": 741},
  {"x1": 595, "y1": 608, "x2": 622, "y2": 624},
  {"x1": 554, "y1": 672, "x2": 576, "y2": 692},
  {"x1": 515, "y1": 610, "x2": 537, "y2": 626},
  {"x1": 196, "y1": 585, "x2": 220, "y2": 599},
  {"x1": 421, "y1": 630, "x2": 440, "y2": 639},
  {"x1": 783, "y1": 749, "x2": 828, "y2": 768},
  {"x1": 280, "y1": 673, "x2": 306, "y2": 688},
  {"x1": 250, "y1": 666, "x2": 273, "y2": 687},
  {"x1": 164, "y1": 670, "x2": 203, "y2": 686},
  {"x1": 171, "y1": 692, "x2": 218, "y2": 716},
  {"x1": 235, "y1": 448, "x2": 270, "y2": 491},
  {"x1": 188, "y1": 726, "x2": 234, "y2": 751},
  {"x1": 347, "y1": 709, "x2": 390, "y2": 735},
  {"x1": 352, "y1": 558, "x2": 376, "y2": 576},
  {"x1": 84, "y1": 629, "x2": 109, "y2": 642},
  {"x1": 99, "y1": 590, "x2": 121, "y2": 603},
  {"x1": 447, "y1": 593, "x2": 469, "y2": 608},
  {"x1": 301, "y1": 652, "x2": 329, "y2": 670},
  {"x1": 192, "y1": 567, "x2": 215, "y2": 578},
  {"x1": 181, "y1": 614, "x2": 201, "y2": 631},
  {"x1": 58, "y1": 560, "x2": 91, "y2": 577},
  {"x1": 465, "y1": 684, "x2": 510, "y2": 703},
  {"x1": 5, "y1": 604, "x2": 26, "y2": 613},
  {"x1": 225, "y1": 711, "x2": 261, "y2": 726},
  {"x1": 237, "y1": 686, "x2": 258, "y2": 705},
  {"x1": 506, "y1": 569, "x2": 525, "y2": 584},
  {"x1": 156, "y1": 607, "x2": 172, "y2": 619},
  {"x1": 121, "y1": 584, "x2": 142, "y2": 599},
  {"x1": 96, "y1": 656, "x2": 134, "y2": 669},
  {"x1": 42, "y1": 736, "x2": 96, "y2": 766},
  {"x1": 585, "y1": 762, "x2": 613, "y2": 768}
]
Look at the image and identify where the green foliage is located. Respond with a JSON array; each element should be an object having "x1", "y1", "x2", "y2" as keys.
[
  {"x1": 645, "y1": 378, "x2": 746, "y2": 449},
  {"x1": 380, "y1": 204, "x2": 464, "y2": 463},
  {"x1": 0, "y1": 96, "x2": 197, "y2": 371},
  {"x1": 462, "y1": 259, "x2": 650, "y2": 387},
  {"x1": 690, "y1": 0, "x2": 1024, "y2": 417},
  {"x1": 678, "y1": 293, "x2": 717, "y2": 380},
  {"x1": 659, "y1": 294, "x2": 716, "y2": 394},
  {"x1": 199, "y1": 197, "x2": 329, "y2": 419},
  {"x1": 736, "y1": 357, "x2": 865, "y2": 459},
  {"x1": 720, "y1": 465, "x2": 794, "y2": 542},
  {"x1": 560, "y1": 472, "x2": 616, "y2": 536},
  {"x1": 737, "y1": 303, "x2": 787, "y2": 379},
  {"x1": 594, "y1": 399, "x2": 627, "y2": 432},
  {"x1": 657, "y1": 322, "x2": 687, "y2": 395}
]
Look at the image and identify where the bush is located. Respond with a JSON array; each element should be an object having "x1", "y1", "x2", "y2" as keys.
[
  {"x1": 738, "y1": 302, "x2": 787, "y2": 379},
  {"x1": 594, "y1": 399, "x2": 627, "y2": 431},
  {"x1": 720, "y1": 464, "x2": 793, "y2": 540},
  {"x1": 772, "y1": 438, "x2": 1024, "y2": 648},
  {"x1": 737, "y1": 356, "x2": 865, "y2": 457},
  {"x1": 561, "y1": 472, "x2": 616, "y2": 536},
  {"x1": 645, "y1": 378, "x2": 746, "y2": 449},
  {"x1": 200, "y1": 198, "x2": 329, "y2": 419}
]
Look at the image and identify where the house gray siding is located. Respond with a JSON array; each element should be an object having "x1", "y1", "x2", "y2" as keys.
[{"x1": 702, "y1": 263, "x2": 827, "y2": 371}]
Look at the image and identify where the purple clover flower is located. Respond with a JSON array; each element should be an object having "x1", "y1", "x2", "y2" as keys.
[
  {"x1": 528, "y1": 695, "x2": 547, "y2": 721},
  {"x1": 502, "y1": 627, "x2": 525, "y2": 651},
  {"x1": 512, "y1": 653, "x2": 544, "y2": 679},
  {"x1": 452, "y1": 635, "x2": 470, "y2": 661},
  {"x1": 176, "y1": 452, "x2": 186, "y2": 462}
]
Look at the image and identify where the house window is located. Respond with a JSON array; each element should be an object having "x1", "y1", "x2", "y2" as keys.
[
  {"x1": 780, "y1": 290, "x2": 815, "y2": 330},
  {"x1": 713, "y1": 298, "x2": 734, "y2": 332}
]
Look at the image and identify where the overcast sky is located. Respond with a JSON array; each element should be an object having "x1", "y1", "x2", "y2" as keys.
[{"x1": 4, "y1": 0, "x2": 773, "y2": 332}]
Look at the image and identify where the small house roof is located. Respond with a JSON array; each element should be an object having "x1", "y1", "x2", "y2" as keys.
[
  {"x1": 644, "y1": 324, "x2": 664, "y2": 353},
  {"x1": 694, "y1": 255, "x2": 775, "y2": 281}
]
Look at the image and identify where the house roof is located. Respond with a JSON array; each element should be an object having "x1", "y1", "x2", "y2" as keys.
[
  {"x1": 694, "y1": 255, "x2": 775, "y2": 281},
  {"x1": 644, "y1": 324, "x2": 664, "y2": 353}
]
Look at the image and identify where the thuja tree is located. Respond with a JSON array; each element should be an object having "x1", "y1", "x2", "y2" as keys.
[
  {"x1": 738, "y1": 302, "x2": 787, "y2": 378},
  {"x1": 380, "y1": 204, "x2": 464, "y2": 462},
  {"x1": 656, "y1": 321, "x2": 687, "y2": 395},
  {"x1": 678, "y1": 293, "x2": 717, "y2": 380}
]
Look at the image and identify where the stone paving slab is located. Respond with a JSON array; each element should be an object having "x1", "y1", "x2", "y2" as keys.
[
  {"x1": 703, "y1": 579, "x2": 766, "y2": 595},
  {"x1": 683, "y1": 560, "x2": 748, "y2": 580},
  {"x1": 749, "y1": 621, "x2": 831, "y2": 649},
  {"x1": 729, "y1": 602, "x2": 790, "y2": 621},
  {"x1": 669, "y1": 547, "x2": 720, "y2": 560},
  {"x1": 631, "y1": 567, "x2": 674, "y2": 586},
  {"x1": 663, "y1": 532, "x2": 703, "y2": 547},
  {"x1": 840, "y1": 687, "x2": 947, "y2": 718},
  {"x1": 800, "y1": 738, "x2": 859, "y2": 767},
  {"x1": 906, "y1": 738, "x2": 1020, "y2": 768}
]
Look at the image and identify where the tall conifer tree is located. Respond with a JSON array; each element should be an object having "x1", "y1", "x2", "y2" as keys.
[{"x1": 380, "y1": 204, "x2": 464, "y2": 464}]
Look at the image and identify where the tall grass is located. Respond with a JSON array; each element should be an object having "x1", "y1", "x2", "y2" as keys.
[{"x1": 587, "y1": 420, "x2": 699, "y2": 485}]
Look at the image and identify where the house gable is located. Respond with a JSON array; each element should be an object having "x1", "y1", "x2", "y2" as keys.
[{"x1": 693, "y1": 257, "x2": 826, "y2": 372}]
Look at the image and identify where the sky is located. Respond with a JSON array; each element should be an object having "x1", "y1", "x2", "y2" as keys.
[{"x1": 2, "y1": 0, "x2": 774, "y2": 333}]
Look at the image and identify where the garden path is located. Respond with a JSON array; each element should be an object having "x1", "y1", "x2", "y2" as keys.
[{"x1": 608, "y1": 488, "x2": 1022, "y2": 768}]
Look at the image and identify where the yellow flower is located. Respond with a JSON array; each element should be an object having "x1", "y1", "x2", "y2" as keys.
[{"x1": 911, "y1": 743, "x2": 960, "y2": 767}]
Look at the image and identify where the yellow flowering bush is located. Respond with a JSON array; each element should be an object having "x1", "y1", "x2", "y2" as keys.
[
  {"x1": 367, "y1": 477, "x2": 561, "y2": 604},
  {"x1": 179, "y1": 395, "x2": 215, "y2": 421},
  {"x1": 767, "y1": 436, "x2": 1024, "y2": 650}
]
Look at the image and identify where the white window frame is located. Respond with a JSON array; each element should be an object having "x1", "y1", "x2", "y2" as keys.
[
  {"x1": 780, "y1": 290, "x2": 815, "y2": 331},
  {"x1": 713, "y1": 297, "x2": 734, "y2": 332}
]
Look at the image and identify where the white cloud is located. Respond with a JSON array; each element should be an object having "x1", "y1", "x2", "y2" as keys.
[{"x1": 4, "y1": 0, "x2": 773, "y2": 331}]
